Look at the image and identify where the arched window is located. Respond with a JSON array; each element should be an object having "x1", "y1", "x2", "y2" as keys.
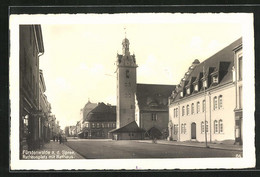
[
  {"x1": 219, "y1": 119, "x2": 223, "y2": 133},
  {"x1": 186, "y1": 105, "x2": 190, "y2": 115},
  {"x1": 181, "y1": 124, "x2": 184, "y2": 134},
  {"x1": 182, "y1": 106, "x2": 185, "y2": 116},
  {"x1": 214, "y1": 120, "x2": 218, "y2": 133},
  {"x1": 218, "y1": 95, "x2": 223, "y2": 109},
  {"x1": 191, "y1": 103, "x2": 194, "y2": 114},
  {"x1": 176, "y1": 108, "x2": 178, "y2": 117},
  {"x1": 201, "y1": 121, "x2": 204, "y2": 133},
  {"x1": 205, "y1": 121, "x2": 208, "y2": 132},
  {"x1": 202, "y1": 100, "x2": 206, "y2": 112},
  {"x1": 213, "y1": 96, "x2": 217, "y2": 110},
  {"x1": 197, "y1": 101, "x2": 200, "y2": 113},
  {"x1": 184, "y1": 123, "x2": 186, "y2": 134}
]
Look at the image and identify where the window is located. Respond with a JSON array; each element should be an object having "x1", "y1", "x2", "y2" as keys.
[
  {"x1": 180, "y1": 91, "x2": 183, "y2": 97},
  {"x1": 182, "y1": 106, "x2": 185, "y2": 116},
  {"x1": 219, "y1": 119, "x2": 223, "y2": 133},
  {"x1": 214, "y1": 120, "x2": 218, "y2": 133},
  {"x1": 113, "y1": 123, "x2": 116, "y2": 127},
  {"x1": 176, "y1": 108, "x2": 178, "y2": 117},
  {"x1": 202, "y1": 100, "x2": 206, "y2": 112},
  {"x1": 239, "y1": 86, "x2": 243, "y2": 108},
  {"x1": 187, "y1": 88, "x2": 190, "y2": 95},
  {"x1": 213, "y1": 96, "x2": 217, "y2": 110},
  {"x1": 181, "y1": 124, "x2": 184, "y2": 134},
  {"x1": 203, "y1": 80, "x2": 207, "y2": 88},
  {"x1": 218, "y1": 95, "x2": 223, "y2": 109},
  {"x1": 97, "y1": 123, "x2": 100, "y2": 128},
  {"x1": 186, "y1": 105, "x2": 189, "y2": 115},
  {"x1": 238, "y1": 56, "x2": 242, "y2": 80},
  {"x1": 92, "y1": 123, "x2": 95, "y2": 128},
  {"x1": 174, "y1": 124, "x2": 178, "y2": 134},
  {"x1": 173, "y1": 109, "x2": 176, "y2": 118},
  {"x1": 101, "y1": 123, "x2": 104, "y2": 128},
  {"x1": 107, "y1": 123, "x2": 110, "y2": 128},
  {"x1": 191, "y1": 103, "x2": 194, "y2": 114},
  {"x1": 201, "y1": 122, "x2": 204, "y2": 133},
  {"x1": 126, "y1": 69, "x2": 130, "y2": 78},
  {"x1": 152, "y1": 113, "x2": 157, "y2": 121},
  {"x1": 205, "y1": 121, "x2": 208, "y2": 133},
  {"x1": 195, "y1": 84, "x2": 198, "y2": 91},
  {"x1": 184, "y1": 123, "x2": 186, "y2": 134},
  {"x1": 197, "y1": 102, "x2": 200, "y2": 113},
  {"x1": 213, "y1": 76, "x2": 218, "y2": 83},
  {"x1": 86, "y1": 123, "x2": 89, "y2": 128}
]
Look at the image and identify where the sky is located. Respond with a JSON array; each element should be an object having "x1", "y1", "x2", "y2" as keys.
[{"x1": 37, "y1": 13, "x2": 244, "y2": 129}]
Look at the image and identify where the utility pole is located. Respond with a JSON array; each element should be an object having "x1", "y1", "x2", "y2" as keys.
[{"x1": 203, "y1": 66, "x2": 208, "y2": 148}]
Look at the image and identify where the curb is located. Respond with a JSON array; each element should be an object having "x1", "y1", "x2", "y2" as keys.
[{"x1": 137, "y1": 141, "x2": 242, "y2": 152}]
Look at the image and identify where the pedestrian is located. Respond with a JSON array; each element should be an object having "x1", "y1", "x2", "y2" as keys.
[
  {"x1": 53, "y1": 136, "x2": 55, "y2": 142},
  {"x1": 59, "y1": 134, "x2": 62, "y2": 144}
]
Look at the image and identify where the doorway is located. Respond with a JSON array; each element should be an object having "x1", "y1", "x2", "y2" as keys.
[{"x1": 191, "y1": 122, "x2": 196, "y2": 140}]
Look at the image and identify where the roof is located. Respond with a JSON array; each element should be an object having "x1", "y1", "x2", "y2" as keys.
[
  {"x1": 85, "y1": 102, "x2": 116, "y2": 122},
  {"x1": 82, "y1": 101, "x2": 98, "y2": 122},
  {"x1": 171, "y1": 37, "x2": 242, "y2": 102},
  {"x1": 136, "y1": 84, "x2": 176, "y2": 111},
  {"x1": 109, "y1": 121, "x2": 145, "y2": 133}
]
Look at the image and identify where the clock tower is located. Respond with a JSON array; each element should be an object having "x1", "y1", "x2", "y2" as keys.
[{"x1": 116, "y1": 38, "x2": 138, "y2": 128}]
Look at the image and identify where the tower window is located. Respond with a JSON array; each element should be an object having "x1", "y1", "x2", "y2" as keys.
[{"x1": 126, "y1": 70, "x2": 130, "y2": 78}]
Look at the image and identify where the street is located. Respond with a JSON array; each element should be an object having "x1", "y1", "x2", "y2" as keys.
[{"x1": 65, "y1": 138, "x2": 242, "y2": 159}]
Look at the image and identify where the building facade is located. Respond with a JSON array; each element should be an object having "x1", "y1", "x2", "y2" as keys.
[
  {"x1": 233, "y1": 43, "x2": 243, "y2": 145},
  {"x1": 135, "y1": 84, "x2": 176, "y2": 139},
  {"x1": 39, "y1": 70, "x2": 52, "y2": 143},
  {"x1": 168, "y1": 38, "x2": 242, "y2": 144},
  {"x1": 19, "y1": 25, "x2": 44, "y2": 155},
  {"x1": 82, "y1": 102, "x2": 116, "y2": 139}
]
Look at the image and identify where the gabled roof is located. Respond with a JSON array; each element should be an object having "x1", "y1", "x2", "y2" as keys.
[
  {"x1": 82, "y1": 101, "x2": 98, "y2": 122},
  {"x1": 171, "y1": 37, "x2": 242, "y2": 102},
  {"x1": 136, "y1": 84, "x2": 176, "y2": 111},
  {"x1": 109, "y1": 121, "x2": 145, "y2": 133},
  {"x1": 85, "y1": 102, "x2": 116, "y2": 122}
]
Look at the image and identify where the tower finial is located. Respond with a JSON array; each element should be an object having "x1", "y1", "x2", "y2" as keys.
[{"x1": 124, "y1": 27, "x2": 127, "y2": 38}]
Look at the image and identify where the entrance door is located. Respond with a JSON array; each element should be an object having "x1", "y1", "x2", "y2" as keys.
[{"x1": 191, "y1": 122, "x2": 196, "y2": 139}]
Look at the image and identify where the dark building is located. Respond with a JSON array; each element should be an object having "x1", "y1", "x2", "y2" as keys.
[
  {"x1": 19, "y1": 25, "x2": 44, "y2": 156},
  {"x1": 135, "y1": 84, "x2": 176, "y2": 139},
  {"x1": 81, "y1": 102, "x2": 116, "y2": 139},
  {"x1": 110, "y1": 121, "x2": 145, "y2": 140}
]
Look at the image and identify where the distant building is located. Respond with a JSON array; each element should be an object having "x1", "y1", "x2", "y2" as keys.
[
  {"x1": 19, "y1": 25, "x2": 44, "y2": 155},
  {"x1": 81, "y1": 102, "x2": 116, "y2": 139},
  {"x1": 168, "y1": 38, "x2": 242, "y2": 144},
  {"x1": 135, "y1": 84, "x2": 176, "y2": 139}
]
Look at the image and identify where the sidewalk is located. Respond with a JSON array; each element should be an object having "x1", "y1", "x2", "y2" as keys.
[
  {"x1": 39, "y1": 141, "x2": 85, "y2": 159},
  {"x1": 137, "y1": 140, "x2": 242, "y2": 151}
]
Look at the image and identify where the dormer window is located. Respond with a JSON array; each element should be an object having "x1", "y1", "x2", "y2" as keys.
[
  {"x1": 195, "y1": 84, "x2": 198, "y2": 91},
  {"x1": 203, "y1": 80, "x2": 207, "y2": 88},
  {"x1": 187, "y1": 88, "x2": 190, "y2": 95},
  {"x1": 213, "y1": 76, "x2": 218, "y2": 83}
]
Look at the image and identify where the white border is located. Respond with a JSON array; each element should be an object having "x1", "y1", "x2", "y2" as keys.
[{"x1": 9, "y1": 13, "x2": 255, "y2": 170}]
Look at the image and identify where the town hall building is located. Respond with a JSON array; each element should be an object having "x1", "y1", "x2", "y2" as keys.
[
  {"x1": 109, "y1": 37, "x2": 175, "y2": 140},
  {"x1": 168, "y1": 38, "x2": 243, "y2": 145}
]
